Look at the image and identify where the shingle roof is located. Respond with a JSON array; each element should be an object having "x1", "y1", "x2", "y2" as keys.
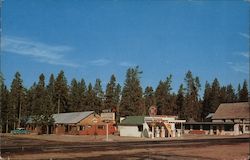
[
  {"x1": 53, "y1": 111, "x2": 94, "y2": 124},
  {"x1": 120, "y1": 116, "x2": 145, "y2": 126},
  {"x1": 212, "y1": 102, "x2": 249, "y2": 120}
]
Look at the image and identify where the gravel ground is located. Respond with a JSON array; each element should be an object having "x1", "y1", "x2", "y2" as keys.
[{"x1": 1, "y1": 134, "x2": 249, "y2": 160}]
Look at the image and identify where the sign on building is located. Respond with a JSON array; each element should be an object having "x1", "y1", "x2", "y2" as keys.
[{"x1": 101, "y1": 112, "x2": 115, "y2": 121}]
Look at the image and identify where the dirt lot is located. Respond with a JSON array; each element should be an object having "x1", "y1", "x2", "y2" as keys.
[
  {"x1": 2, "y1": 133, "x2": 248, "y2": 144},
  {"x1": 8, "y1": 143, "x2": 249, "y2": 160},
  {"x1": 1, "y1": 134, "x2": 249, "y2": 160}
]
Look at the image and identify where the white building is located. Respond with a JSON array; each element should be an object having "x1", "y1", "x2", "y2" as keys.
[
  {"x1": 118, "y1": 115, "x2": 186, "y2": 138},
  {"x1": 118, "y1": 116, "x2": 146, "y2": 137}
]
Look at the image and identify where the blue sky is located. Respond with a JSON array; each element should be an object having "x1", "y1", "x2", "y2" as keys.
[{"x1": 1, "y1": 0, "x2": 249, "y2": 94}]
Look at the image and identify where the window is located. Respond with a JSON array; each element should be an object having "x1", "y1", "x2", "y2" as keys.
[
  {"x1": 224, "y1": 125, "x2": 233, "y2": 131},
  {"x1": 80, "y1": 126, "x2": 84, "y2": 130},
  {"x1": 98, "y1": 125, "x2": 104, "y2": 130},
  {"x1": 138, "y1": 125, "x2": 143, "y2": 132},
  {"x1": 245, "y1": 125, "x2": 250, "y2": 131},
  {"x1": 203, "y1": 125, "x2": 210, "y2": 130},
  {"x1": 193, "y1": 125, "x2": 200, "y2": 130}
]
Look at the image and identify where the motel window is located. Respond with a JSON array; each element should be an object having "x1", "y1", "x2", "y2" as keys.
[
  {"x1": 98, "y1": 125, "x2": 105, "y2": 130},
  {"x1": 245, "y1": 125, "x2": 250, "y2": 131},
  {"x1": 203, "y1": 125, "x2": 210, "y2": 130},
  {"x1": 80, "y1": 126, "x2": 84, "y2": 130},
  {"x1": 224, "y1": 125, "x2": 233, "y2": 131},
  {"x1": 193, "y1": 125, "x2": 200, "y2": 130}
]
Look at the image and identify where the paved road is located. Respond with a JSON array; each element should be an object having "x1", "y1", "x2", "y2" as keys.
[{"x1": 1, "y1": 137, "x2": 249, "y2": 156}]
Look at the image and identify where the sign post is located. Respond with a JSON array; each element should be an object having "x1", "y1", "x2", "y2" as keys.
[
  {"x1": 101, "y1": 112, "x2": 115, "y2": 142},
  {"x1": 92, "y1": 118, "x2": 98, "y2": 140},
  {"x1": 106, "y1": 122, "x2": 109, "y2": 141}
]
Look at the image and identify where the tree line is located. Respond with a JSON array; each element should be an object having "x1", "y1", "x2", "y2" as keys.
[{"x1": 0, "y1": 66, "x2": 248, "y2": 133}]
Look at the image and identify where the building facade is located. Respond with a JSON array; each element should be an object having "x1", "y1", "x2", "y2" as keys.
[
  {"x1": 118, "y1": 115, "x2": 186, "y2": 138},
  {"x1": 26, "y1": 111, "x2": 116, "y2": 135},
  {"x1": 184, "y1": 102, "x2": 250, "y2": 135}
]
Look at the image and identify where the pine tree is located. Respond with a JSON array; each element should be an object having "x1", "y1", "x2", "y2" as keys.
[
  {"x1": 104, "y1": 75, "x2": 120, "y2": 112},
  {"x1": 78, "y1": 79, "x2": 87, "y2": 111},
  {"x1": 114, "y1": 83, "x2": 121, "y2": 110},
  {"x1": 93, "y1": 79, "x2": 104, "y2": 113},
  {"x1": 26, "y1": 83, "x2": 37, "y2": 116},
  {"x1": 114, "y1": 83, "x2": 121, "y2": 121},
  {"x1": 33, "y1": 74, "x2": 46, "y2": 116},
  {"x1": 170, "y1": 93, "x2": 177, "y2": 116},
  {"x1": 201, "y1": 82, "x2": 212, "y2": 120},
  {"x1": 239, "y1": 80, "x2": 248, "y2": 102},
  {"x1": 10, "y1": 72, "x2": 26, "y2": 128},
  {"x1": 54, "y1": 70, "x2": 69, "y2": 113},
  {"x1": 1, "y1": 86, "x2": 10, "y2": 132},
  {"x1": 155, "y1": 81, "x2": 166, "y2": 115},
  {"x1": 68, "y1": 78, "x2": 79, "y2": 112},
  {"x1": 144, "y1": 86, "x2": 155, "y2": 115},
  {"x1": 237, "y1": 84, "x2": 241, "y2": 101},
  {"x1": 47, "y1": 74, "x2": 56, "y2": 113},
  {"x1": 155, "y1": 75, "x2": 173, "y2": 115},
  {"x1": 176, "y1": 84, "x2": 185, "y2": 119},
  {"x1": 85, "y1": 83, "x2": 96, "y2": 111},
  {"x1": 210, "y1": 78, "x2": 221, "y2": 112},
  {"x1": 120, "y1": 66, "x2": 144, "y2": 116},
  {"x1": 183, "y1": 71, "x2": 201, "y2": 121},
  {"x1": 1, "y1": 74, "x2": 11, "y2": 132},
  {"x1": 219, "y1": 86, "x2": 227, "y2": 103},
  {"x1": 226, "y1": 84, "x2": 236, "y2": 103},
  {"x1": 33, "y1": 74, "x2": 54, "y2": 129}
]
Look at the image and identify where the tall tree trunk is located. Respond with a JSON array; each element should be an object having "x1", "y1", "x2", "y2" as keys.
[
  {"x1": 57, "y1": 97, "x2": 60, "y2": 114},
  {"x1": 47, "y1": 125, "x2": 49, "y2": 134},
  {"x1": 6, "y1": 118, "x2": 9, "y2": 133},
  {"x1": 18, "y1": 103, "x2": 22, "y2": 128}
]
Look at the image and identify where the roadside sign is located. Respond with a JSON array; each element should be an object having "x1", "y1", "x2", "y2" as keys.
[
  {"x1": 149, "y1": 105, "x2": 157, "y2": 116},
  {"x1": 101, "y1": 113, "x2": 115, "y2": 121}
]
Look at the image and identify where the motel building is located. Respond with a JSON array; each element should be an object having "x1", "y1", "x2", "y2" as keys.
[
  {"x1": 184, "y1": 102, "x2": 250, "y2": 135},
  {"x1": 26, "y1": 111, "x2": 116, "y2": 135},
  {"x1": 118, "y1": 115, "x2": 186, "y2": 138}
]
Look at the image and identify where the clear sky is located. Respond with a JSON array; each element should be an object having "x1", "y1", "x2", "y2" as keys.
[{"x1": 1, "y1": 0, "x2": 249, "y2": 93}]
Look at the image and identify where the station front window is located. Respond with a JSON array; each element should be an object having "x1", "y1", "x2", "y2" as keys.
[{"x1": 138, "y1": 125, "x2": 143, "y2": 132}]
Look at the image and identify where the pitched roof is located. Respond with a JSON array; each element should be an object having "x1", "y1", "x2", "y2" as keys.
[
  {"x1": 205, "y1": 113, "x2": 214, "y2": 119},
  {"x1": 120, "y1": 116, "x2": 145, "y2": 126},
  {"x1": 53, "y1": 111, "x2": 94, "y2": 124},
  {"x1": 212, "y1": 102, "x2": 249, "y2": 120}
]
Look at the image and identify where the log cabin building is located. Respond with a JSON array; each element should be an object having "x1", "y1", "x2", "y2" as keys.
[{"x1": 26, "y1": 111, "x2": 116, "y2": 135}]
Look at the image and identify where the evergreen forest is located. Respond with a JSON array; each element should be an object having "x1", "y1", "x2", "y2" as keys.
[{"x1": 0, "y1": 66, "x2": 248, "y2": 133}]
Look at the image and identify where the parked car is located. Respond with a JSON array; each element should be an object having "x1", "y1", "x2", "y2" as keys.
[{"x1": 11, "y1": 128, "x2": 31, "y2": 135}]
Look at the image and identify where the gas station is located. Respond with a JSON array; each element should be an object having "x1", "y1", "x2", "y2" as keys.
[{"x1": 118, "y1": 106, "x2": 186, "y2": 138}]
